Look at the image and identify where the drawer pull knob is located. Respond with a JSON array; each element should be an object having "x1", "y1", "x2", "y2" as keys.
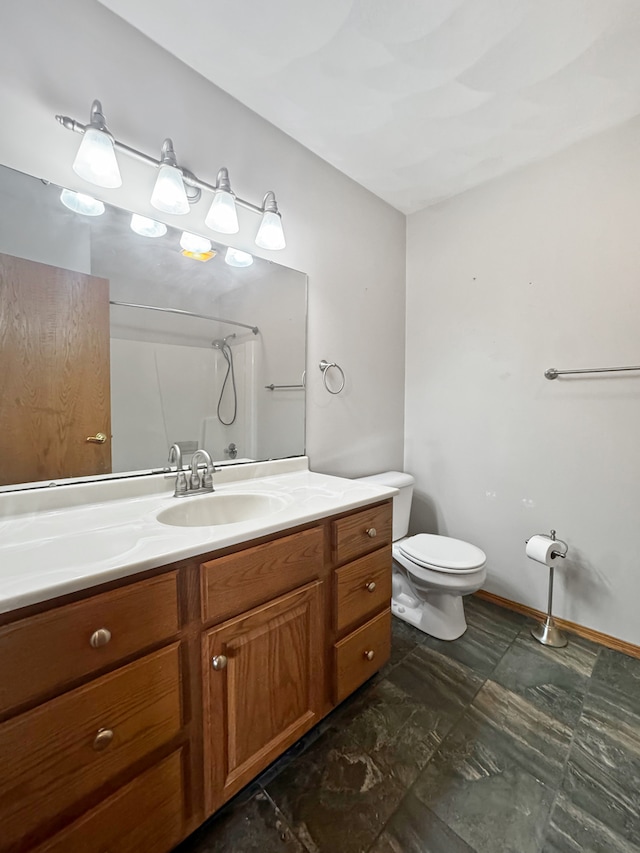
[
  {"x1": 365, "y1": 581, "x2": 377, "y2": 593},
  {"x1": 93, "y1": 728, "x2": 114, "y2": 751},
  {"x1": 364, "y1": 649, "x2": 375, "y2": 661},
  {"x1": 366, "y1": 527, "x2": 377, "y2": 538},
  {"x1": 89, "y1": 628, "x2": 112, "y2": 648},
  {"x1": 212, "y1": 655, "x2": 228, "y2": 671}
]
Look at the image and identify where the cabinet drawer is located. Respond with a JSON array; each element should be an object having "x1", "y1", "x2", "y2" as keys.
[
  {"x1": 0, "y1": 643, "x2": 182, "y2": 853},
  {"x1": 33, "y1": 750, "x2": 185, "y2": 853},
  {"x1": 201, "y1": 525, "x2": 323, "y2": 624},
  {"x1": 332, "y1": 502, "x2": 392, "y2": 565},
  {"x1": 334, "y1": 609, "x2": 391, "y2": 704},
  {"x1": 0, "y1": 571, "x2": 179, "y2": 717},
  {"x1": 335, "y1": 548, "x2": 392, "y2": 634}
]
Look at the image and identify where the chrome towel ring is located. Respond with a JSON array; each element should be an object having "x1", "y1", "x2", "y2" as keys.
[{"x1": 319, "y1": 359, "x2": 345, "y2": 394}]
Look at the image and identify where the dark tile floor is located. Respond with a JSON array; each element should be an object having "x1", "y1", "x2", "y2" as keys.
[{"x1": 175, "y1": 597, "x2": 640, "y2": 853}]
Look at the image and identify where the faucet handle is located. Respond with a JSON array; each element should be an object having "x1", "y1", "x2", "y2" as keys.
[
  {"x1": 175, "y1": 471, "x2": 188, "y2": 496},
  {"x1": 202, "y1": 468, "x2": 214, "y2": 490}
]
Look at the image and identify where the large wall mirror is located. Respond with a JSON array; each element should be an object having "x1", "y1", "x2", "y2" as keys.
[{"x1": 0, "y1": 164, "x2": 306, "y2": 491}]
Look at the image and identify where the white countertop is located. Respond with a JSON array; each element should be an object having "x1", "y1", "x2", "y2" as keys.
[{"x1": 0, "y1": 458, "x2": 396, "y2": 614}]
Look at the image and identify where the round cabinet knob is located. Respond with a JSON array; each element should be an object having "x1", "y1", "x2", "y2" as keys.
[
  {"x1": 92, "y1": 728, "x2": 114, "y2": 751},
  {"x1": 212, "y1": 655, "x2": 228, "y2": 671},
  {"x1": 365, "y1": 581, "x2": 377, "y2": 593},
  {"x1": 89, "y1": 628, "x2": 112, "y2": 649},
  {"x1": 363, "y1": 649, "x2": 375, "y2": 661},
  {"x1": 366, "y1": 528, "x2": 377, "y2": 538}
]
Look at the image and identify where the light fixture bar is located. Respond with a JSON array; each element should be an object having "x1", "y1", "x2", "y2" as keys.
[{"x1": 55, "y1": 102, "x2": 285, "y2": 245}]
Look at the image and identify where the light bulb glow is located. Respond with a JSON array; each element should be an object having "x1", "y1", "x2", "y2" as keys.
[
  {"x1": 130, "y1": 214, "x2": 167, "y2": 238},
  {"x1": 205, "y1": 190, "x2": 239, "y2": 234},
  {"x1": 255, "y1": 210, "x2": 286, "y2": 250},
  {"x1": 150, "y1": 164, "x2": 190, "y2": 215},
  {"x1": 225, "y1": 247, "x2": 254, "y2": 267},
  {"x1": 180, "y1": 231, "x2": 212, "y2": 253},
  {"x1": 72, "y1": 127, "x2": 122, "y2": 188},
  {"x1": 59, "y1": 188, "x2": 105, "y2": 216}
]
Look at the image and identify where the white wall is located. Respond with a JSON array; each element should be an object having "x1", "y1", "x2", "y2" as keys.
[
  {"x1": 0, "y1": 0, "x2": 406, "y2": 478},
  {"x1": 406, "y1": 117, "x2": 640, "y2": 645}
]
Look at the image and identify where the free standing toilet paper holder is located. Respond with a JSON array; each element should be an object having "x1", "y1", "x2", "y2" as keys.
[{"x1": 526, "y1": 529, "x2": 569, "y2": 648}]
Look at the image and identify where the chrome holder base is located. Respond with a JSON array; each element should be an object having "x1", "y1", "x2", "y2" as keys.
[{"x1": 531, "y1": 617, "x2": 568, "y2": 648}]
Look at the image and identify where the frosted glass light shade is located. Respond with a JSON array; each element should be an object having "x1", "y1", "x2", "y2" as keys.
[
  {"x1": 150, "y1": 164, "x2": 190, "y2": 215},
  {"x1": 225, "y1": 247, "x2": 254, "y2": 267},
  {"x1": 180, "y1": 231, "x2": 212, "y2": 253},
  {"x1": 130, "y1": 214, "x2": 167, "y2": 238},
  {"x1": 72, "y1": 127, "x2": 122, "y2": 188},
  {"x1": 255, "y1": 211, "x2": 286, "y2": 250},
  {"x1": 60, "y1": 188, "x2": 105, "y2": 216},
  {"x1": 205, "y1": 190, "x2": 239, "y2": 234}
]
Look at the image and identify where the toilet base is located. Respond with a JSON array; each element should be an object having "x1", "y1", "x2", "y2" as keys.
[{"x1": 391, "y1": 590, "x2": 468, "y2": 641}]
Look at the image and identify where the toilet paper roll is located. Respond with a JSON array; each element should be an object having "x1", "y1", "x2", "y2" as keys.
[{"x1": 526, "y1": 535, "x2": 560, "y2": 567}]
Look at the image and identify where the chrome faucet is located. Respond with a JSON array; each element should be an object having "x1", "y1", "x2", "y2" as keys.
[
  {"x1": 168, "y1": 443, "x2": 183, "y2": 471},
  {"x1": 186, "y1": 449, "x2": 215, "y2": 495}
]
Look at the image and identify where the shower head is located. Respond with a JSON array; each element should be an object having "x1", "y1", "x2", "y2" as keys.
[{"x1": 212, "y1": 333, "x2": 237, "y2": 349}]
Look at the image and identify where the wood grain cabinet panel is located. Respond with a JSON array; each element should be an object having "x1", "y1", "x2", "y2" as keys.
[
  {"x1": 0, "y1": 571, "x2": 179, "y2": 718},
  {"x1": 334, "y1": 609, "x2": 391, "y2": 704},
  {"x1": 32, "y1": 750, "x2": 186, "y2": 853},
  {"x1": 0, "y1": 644, "x2": 182, "y2": 853},
  {"x1": 331, "y1": 503, "x2": 392, "y2": 565},
  {"x1": 334, "y1": 547, "x2": 392, "y2": 634},
  {"x1": 203, "y1": 581, "x2": 324, "y2": 812},
  {"x1": 201, "y1": 525, "x2": 323, "y2": 624}
]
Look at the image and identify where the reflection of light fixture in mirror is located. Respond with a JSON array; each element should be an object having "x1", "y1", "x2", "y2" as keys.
[
  {"x1": 180, "y1": 231, "x2": 212, "y2": 253},
  {"x1": 71, "y1": 100, "x2": 122, "y2": 189},
  {"x1": 60, "y1": 188, "x2": 105, "y2": 216},
  {"x1": 130, "y1": 214, "x2": 167, "y2": 238},
  {"x1": 56, "y1": 100, "x2": 286, "y2": 248},
  {"x1": 255, "y1": 192, "x2": 286, "y2": 250},
  {"x1": 205, "y1": 168, "x2": 239, "y2": 234},
  {"x1": 150, "y1": 139, "x2": 190, "y2": 215},
  {"x1": 225, "y1": 247, "x2": 254, "y2": 267}
]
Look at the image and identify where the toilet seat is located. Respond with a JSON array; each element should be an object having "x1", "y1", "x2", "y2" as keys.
[{"x1": 396, "y1": 534, "x2": 486, "y2": 575}]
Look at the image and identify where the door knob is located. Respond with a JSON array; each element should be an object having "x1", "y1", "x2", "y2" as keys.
[
  {"x1": 212, "y1": 655, "x2": 228, "y2": 671},
  {"x1": 86, "y1": 433, "x2": 107, "y2": 444}
]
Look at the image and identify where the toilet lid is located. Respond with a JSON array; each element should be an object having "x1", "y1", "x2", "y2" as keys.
[{"x1": 397, "y1": 534, "x2": 486, "y2": 572}]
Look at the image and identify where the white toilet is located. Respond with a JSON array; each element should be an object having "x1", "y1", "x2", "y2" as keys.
[{"x1": 358, "y1": 472, "x2": 487, "y2": 641}]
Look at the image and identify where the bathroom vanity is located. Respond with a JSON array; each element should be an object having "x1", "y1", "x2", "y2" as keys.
[{"x1": 0, "y1": 459, "x2": 394, "y2": 852}]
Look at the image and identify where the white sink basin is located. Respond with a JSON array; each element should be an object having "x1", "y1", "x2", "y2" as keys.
[{"x1": 156, "y1": 492, "x2": 288, "y2": 527}]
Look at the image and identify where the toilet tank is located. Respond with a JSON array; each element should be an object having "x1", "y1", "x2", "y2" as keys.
[{"x1": 355, "y1": 471, "x2": 415, "y2": 541}]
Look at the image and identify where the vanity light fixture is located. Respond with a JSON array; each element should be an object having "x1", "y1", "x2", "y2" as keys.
[
  {"x1": 205, "y1": 168, "x2": 239, "y2": 234},
  {"x1": 150, "y1": 139, "x2": 191, "y2": 215},
  {"x1": 56, "y1": 99, "x2": 286, "y2": 249},
  {"x1": 225, "y1": 247, "x2": 254, "y2": 267},
  {"x1": 59, "y1": 188, "x2": 105, "y2": 216},
  {"x1": 71, "y1": 100, "x2": 122, "y2": 189},
  {"x1": 255, "y1": 192, "x2": 286, "y2": 250},
  {"x1": 130, "y1": 214, "x2": 167, "y2": 238},
  {"x1": 180, "y1": 231, "x2": 212, "y2": 254}
]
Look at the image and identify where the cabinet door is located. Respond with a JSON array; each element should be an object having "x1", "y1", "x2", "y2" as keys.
[{"x1": 203, "y1": 581, "x2": 323, "y2": 812}]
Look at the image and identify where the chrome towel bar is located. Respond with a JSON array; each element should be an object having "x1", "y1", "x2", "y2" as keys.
[{"x1": 545, "y1": 364, "x2": 640, "y2": 380}]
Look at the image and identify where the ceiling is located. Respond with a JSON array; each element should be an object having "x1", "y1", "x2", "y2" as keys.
[{"x1": 99, "y1": 0, "x2": 640, "y2": 214}]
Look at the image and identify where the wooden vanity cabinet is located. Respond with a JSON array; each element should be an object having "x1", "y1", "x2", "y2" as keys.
[{"x1": 0, "y1": 498, "x2": 392, "y2": 852}]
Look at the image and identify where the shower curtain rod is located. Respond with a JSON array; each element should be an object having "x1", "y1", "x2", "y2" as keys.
[{"x1": 109, "y1": 300, "x2": 259, "y2": 334}]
